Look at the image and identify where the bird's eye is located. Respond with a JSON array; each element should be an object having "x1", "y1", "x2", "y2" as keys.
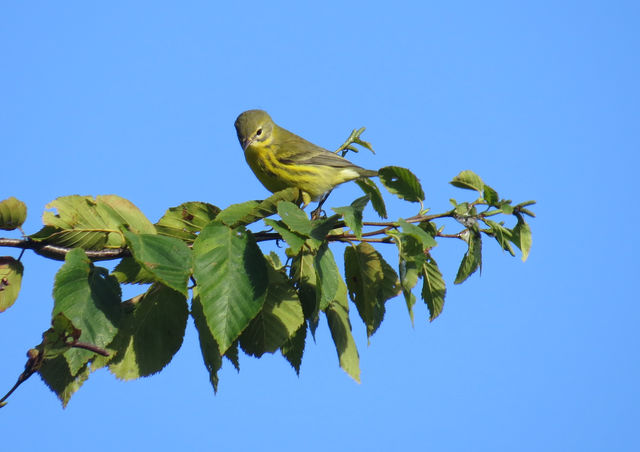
[{"x1": 256, "y1": 128, "x2": 262, "y2": 136}]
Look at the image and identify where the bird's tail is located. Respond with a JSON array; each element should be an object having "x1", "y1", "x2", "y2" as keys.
[{"x1": 358, "y1": 168, "x2": 379, "y2": 178}]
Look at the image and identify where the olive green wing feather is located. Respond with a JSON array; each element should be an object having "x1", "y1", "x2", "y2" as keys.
[{"x1": 276, "y1": 129, "x2": 376, "y2": 174}]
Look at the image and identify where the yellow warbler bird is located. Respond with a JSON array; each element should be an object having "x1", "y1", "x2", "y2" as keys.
[{"x1": 234, "y1": 109, "x2": 377, "y2": 202}]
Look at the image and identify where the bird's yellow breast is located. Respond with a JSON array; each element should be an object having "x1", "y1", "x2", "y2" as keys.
[
  {"x1": 244, "y1": 143, "x2": 291, "y2": 194},
  {"x1": 244, "y1": 142, "x2": 360, "y2": 200}
]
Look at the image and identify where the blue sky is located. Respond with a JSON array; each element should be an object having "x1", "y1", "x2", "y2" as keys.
[{"x1": 1, "y1": 1, "x2": 638, "y2": 451}]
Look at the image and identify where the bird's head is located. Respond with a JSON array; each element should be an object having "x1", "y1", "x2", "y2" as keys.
[{"x1": 234, "y1": 109, "x2": 275, "y2": 150}]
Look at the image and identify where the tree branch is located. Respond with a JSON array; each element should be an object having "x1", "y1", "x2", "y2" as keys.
[
  {"x1": 0, "y1": 238, "x2": 130, "y2": 261},
  {"x1": 0, "y1": 209, "x2": 475, "y2": 260}
]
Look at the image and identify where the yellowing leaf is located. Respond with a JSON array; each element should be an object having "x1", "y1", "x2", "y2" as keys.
[
  {"x1": 0, "y1": 197, "x2": 27, "y2": 230},
  {"x1": 0, "y1": 256, "x2": 23, "y2": 312}
]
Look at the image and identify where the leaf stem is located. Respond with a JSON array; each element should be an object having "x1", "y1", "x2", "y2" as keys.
[{"x1": 71, "y1": 341, "x2": 110, "y2": 357}]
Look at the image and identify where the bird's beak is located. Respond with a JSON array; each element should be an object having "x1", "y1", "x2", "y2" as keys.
[{"x1": 241, "y1": 137, "x2": 253, "y2": 151}]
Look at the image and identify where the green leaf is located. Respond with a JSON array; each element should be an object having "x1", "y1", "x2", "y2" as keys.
[
  {"x1": 501, "y1": 203, "x2": 514, "y2": 215},
  {"x1": 344, "y1": 242, "x2": 400, "y2": 339},
  {"x1": 40, "y1": 313, "x2": 81, "y2": 359},
  {"x1": 422, "y1": 257, "x2": 446, "y2": 321},
  {"x1": 155, "y1": 201, "x2": 221, "y2": 242},
  {"x1": 216, "y1": 188, "x2": 303, "y2": 228},
  {"x1": 281, "y1": 324, "x2": 307, "y2": 375},
  {"x1": 192, "y1": 223, "x2": 268, "y2": 353},
  {"x1": 215, "y1": 200, "x2": 260, "y2": 227},
  {"x1": 224, "y1": 340, "x2": 240, "y2": 371},
  {"x1": 263, "y1": 218, "x2": 306, "y2": 254},
  {"x1": 419, "y1": 221, "x2": 439, "y2": 236},
  {"x1": 314, "y1": 244, "x2": 340, "y2": 311},
  {"x1": 398, "y1": 218, "x2": 437, "y2": 250},
  {"x1": 243, "y1": 188, "x2": 304, "y2": 224},
  {"x1": 0, "y1": 197, "x2": 27, "y2": 230},
  {"x1": 30, "y1": 195, "x2": 155, "y2": 249},
  {"x1": 108, "y1": 284, "x2": 188, "y2": 380},
  {"x1": 239, "y1": 263, "x2": 304, "y2": 357},
  {"x1": 511, "y1": 217, "x2": 532, "y2": 262},
  {"x1": 483, "y1": 219, "x2": 515, "y2": 256},
  {"x1": 454, "y1": 202, "x2": 475, "y2": 217},
  {"x1": 0, "y1": 256, "x2": 23, "y2": 312},
  {"x1": 356, "y1": 178, "x2": 388, "y2": 219},
  {"x1": 52, "y1": 248, "x2": 122, "y2": 375},
  {"x1": 266, "y1": 251, "x2": 283, "y2": 269},
  {"x1": 483, "y1": 184, "x2": 499, "y2": 206},
  {"x1": 97, "y1": 194, "x2": 157, "y2": 234},
  {"x1": 450, "y1": 170, "x2": 485, "y2": 192},
  {"x1": 123, "y1": 232, "x2": 192, "y2": 296},
  {"x1": 290, "y1": 247, "x2": 318, "y2": 322},
  {"x1": 332, "y1": 195, "x2": 369, "y2": 238},
  {"x1": 399, "y1": 258, "x2": 420, "y2": 325},
  {"x1": 389, "y1": 220, "x2": 436, "y2": 324},
  {"x1": 378, "y1": 166, "x2": 425, "y2": 203},
  {"x1": 278, "y1": 201, "x2": 312, "y2": 236},
  {"x1": 454, "y1": 231, "x2": 482, "y2": 284},
  {"x1": 38, "y1": 356, "x2": 90, "y2": 408},
  {"x1": 326, "y1": 278, "x2": 360, "y2": 382},
  {"x1": 111, "y1": 257, "x2": 157, "y2": 284},
  {"x1": 191, "y1": 290, "x2": 222, "y2": 392},
  {"x1": 309, "y1": 214, "x2": 342, "y2": 248}
]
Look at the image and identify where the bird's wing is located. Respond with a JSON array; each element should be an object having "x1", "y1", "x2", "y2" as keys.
[
  {"x1": 276, "y1": 136, "x2": 358, "y2": 169},
  {"x1": 286, "y1": 149, "x2": 360, "y2": 168}
]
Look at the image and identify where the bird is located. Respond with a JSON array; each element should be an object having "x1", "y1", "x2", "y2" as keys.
[{"x1": 234, "y1": 109, "x2": 377, "y2": 203}]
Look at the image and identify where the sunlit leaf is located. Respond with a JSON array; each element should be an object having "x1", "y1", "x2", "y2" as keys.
[
  {"x1": 30, "y1": 195, "x2": 154, "y2": 250},
  {"x1": 0, "y1": 256, "x2": 23, "y2": 312},
  {"x1": 192, "y1": 222, "x2": 268, "y2": 354},
  {"x1": 450, "y1": 170, "x2": 484, "y2": 192},
  {"x1": 0, "y1": 197, "x2": 27, "y2": 230},
  {"x1": 155, "y1": 201, "x2": 221, "y2": 242},
  {"x1": 124, "y1": 232, "x2": 192, "y2": 295},
  {"x1": 511, "y1": 217, "x2": 532, "y2": 262},
  {"x1": 326, "y1": 279, "x2": 360, "y2": 382},
  {"x1": 422, "y1": 257, "x2": 446, "y2": 321},
  {"x1": 216, "y1": 188, "x2": 303, "y2": 228},
  {"x1": 278, "y1": 201, "x2": 312, "y2": 236},
  {"x1": 483, "y1": 185, "x2": 499, "y2": 206},
  {"x1": 215, "y1": 200, "x2": 260, "y2": 227},
  {"x1": 263, "y1": 218, "x2": 306, "y2": 254}
]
